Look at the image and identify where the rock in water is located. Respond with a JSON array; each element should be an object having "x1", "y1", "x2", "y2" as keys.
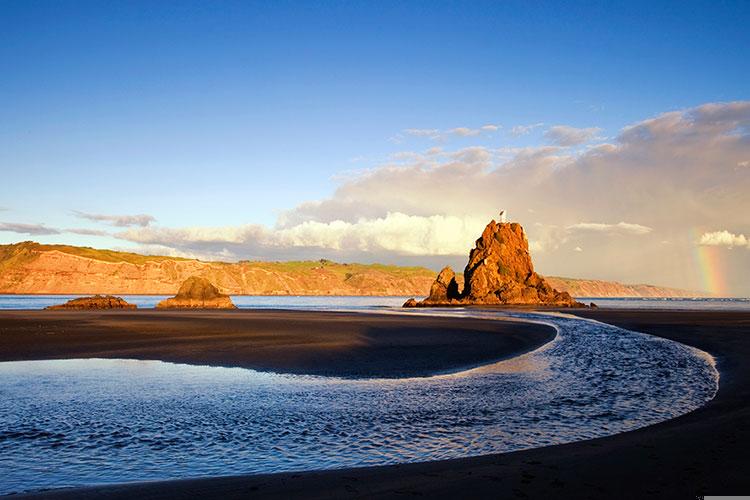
[
  {"x1": 46, "y1": 295, "x2": 136, "y2": 310},
  {"x1": 404, "y1": 219, "x2": 584, "y2": 308},
  {"x1": 156, "y1": 276, "x2": 236, "y2": 309}
]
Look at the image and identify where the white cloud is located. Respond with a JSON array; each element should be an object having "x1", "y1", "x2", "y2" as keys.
[
  {"x1": 567, "y1": 222, "x2": 653, "y2": 235},
  {"x1": 510, "y1": 122, "x2": 544, "y2": 136},
  {"x1": 118, "y1": 213, "x2": 490, "y2": 258},
  {"x1": 545, "y1": 125, "x2": 602, "y2": 146},
  {"x1": 699, "y1": 230, "x2": 749, "y2": 248},
  {"x1": 401, "y1": 125, "x2": 500, "y2": 141},
  {"x1": 448, "y1": 127, "x2": 482, "y2": 137},
  {"x1": 403, "y1": 128, "x2": 441, "y2": 138},
  {"x1": 66, "y1": 228, "x2": 110, "y2": 236}
]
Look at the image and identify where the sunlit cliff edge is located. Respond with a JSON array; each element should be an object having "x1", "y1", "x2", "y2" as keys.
[{"x1": 0, "y1": 241, "x2": 705, "y2": 297}]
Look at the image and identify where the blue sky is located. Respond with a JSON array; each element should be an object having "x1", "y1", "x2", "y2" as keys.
[{"x1": 1, "y1": 1, "x2": 749, "y2": 293}]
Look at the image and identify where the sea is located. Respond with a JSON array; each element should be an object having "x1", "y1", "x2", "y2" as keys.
[{"x1": 0, "y1": 294, "x2": 748, "y2": 311}]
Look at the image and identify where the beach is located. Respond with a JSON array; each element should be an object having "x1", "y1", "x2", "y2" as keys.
[
  {"x1": 0, "y1": 309, "x2": 554, "y2": 378},
  {"x1": 6, "y1": 308, "x2": 750, "y2": 499}
]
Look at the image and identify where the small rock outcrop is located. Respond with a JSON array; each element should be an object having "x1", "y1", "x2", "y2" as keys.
[
  {"x1": 404, "y1": 219, "x2": 585, "y2": 308},
  {"x1": 156, "y1": 276, "x2": 236, "y2": 309},
  {"x1": 426, "y1": 267, "x2": 462, "y2": 303},
  {"x1": 46, "y1": 295, "x2": 136, "y2": 310}
]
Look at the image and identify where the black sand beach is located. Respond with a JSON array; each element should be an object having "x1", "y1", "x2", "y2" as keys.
[
  {"x1": 6, "y1": 309, "x2": 750, "y2": 499},
  {"x1": 0, "y1": 309, "x2": 554, "y2": 378}
]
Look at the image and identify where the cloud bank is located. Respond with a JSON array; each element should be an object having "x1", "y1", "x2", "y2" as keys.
[
  {"x1": 544, "y1": 125, "x2": 602, "y2": 146},
  {"x1": 567, "y1": 222, "x2": 653, "y2": 235},
  {"x1": 73, "y1": 211, "x2": 155, "y2": 227},
  {"x1": 700, "y1": 230, "x2": 749, "y2": 248},
  {"x1": 117, "y1": 213, "x2": 490, "y2": 257},
  {"x1": 0, "y1": 222, "x2": 60, "y2": 236}
]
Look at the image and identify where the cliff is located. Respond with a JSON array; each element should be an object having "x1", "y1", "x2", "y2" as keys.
[
  {"x1": 0, "y1": 241, "x2": 703, "y2": 297},
  {"x1": 0, "y1": 242, "x2": 435, "y2": 296},
  {"x1": 544, "y1": 277, "x2": 704, "y2": 298}
]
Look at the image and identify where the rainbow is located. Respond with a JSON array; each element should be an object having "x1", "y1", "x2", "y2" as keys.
[{"x1": 692, "y1": 228, "x2": 726, "y2": 297}]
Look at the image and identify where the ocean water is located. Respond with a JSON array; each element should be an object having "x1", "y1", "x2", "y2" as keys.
[
  {"x1": 0, "y1": 294, "x2": 749, "y2": 311},
  {"x1": 0, "y1": 308, "x2": 718, "y2": 495},
  {"x1": 0, "y1": 294, "x2": 410, "y2": 310}
]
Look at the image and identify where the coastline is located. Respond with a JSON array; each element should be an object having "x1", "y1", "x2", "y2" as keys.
[{"x1": 6, "y1": 308, "x2": 749, "y2": 498}]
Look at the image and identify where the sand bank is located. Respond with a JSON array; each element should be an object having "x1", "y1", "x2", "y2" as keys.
[{"x1": 0, "y1": 309, "x2": 554, "y2": 378}]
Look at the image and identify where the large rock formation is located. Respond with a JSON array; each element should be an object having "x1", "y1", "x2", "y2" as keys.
[
  {"x1": 46, "y1": 295, "x2": 136, "y2": 310},
  {"x1": 405, "y1": 219, "x2": 584, "y2": 308},
  {"x1": 156, "y1": 277, "x2": 236, "y2": 309}
]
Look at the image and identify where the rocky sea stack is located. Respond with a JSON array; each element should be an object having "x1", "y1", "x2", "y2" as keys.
[
  {"x1": 156, "y1": 276, "x2": 236, "y2": 309},
  {"x1": 46, "y1": 295, "x2": 136, "y2": 310},
  {"x1": 405, "y1": 219, "x2": 584, "y2": 308}
]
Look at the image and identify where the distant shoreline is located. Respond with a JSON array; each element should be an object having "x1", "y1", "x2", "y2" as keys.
[{"x1": 0, "y1": 292, "x2": 725, "y2": 298}]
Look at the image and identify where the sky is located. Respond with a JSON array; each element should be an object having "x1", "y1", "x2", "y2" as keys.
[{"x1": 1, "y1": 0, "x2": 749, "y2": 295}]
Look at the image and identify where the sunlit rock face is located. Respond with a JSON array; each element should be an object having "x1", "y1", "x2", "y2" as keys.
[
  {"x1": 156, "y1": 276, "x2": 236, "y2": 309},
  {"x1": 405, "y1": 220, "x2": 584, "y2": 308},
  {"x1": 426, "y1": 266, "x2": 462, "y2": 304},
  {"x1": 45, "y1": 295, "x2": 137, "y2": 310}
]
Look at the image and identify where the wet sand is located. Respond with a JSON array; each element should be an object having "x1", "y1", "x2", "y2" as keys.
[
  {"x1": 0, "y1": 309, "x2": 554, "y2": 378},
  {"x1": 9, "y1": 309, "x2": 750, "y2": 499}
]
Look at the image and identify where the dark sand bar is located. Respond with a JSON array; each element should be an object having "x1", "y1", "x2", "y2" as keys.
[
  {"x1": 0, "y1": 309, "x2": 554, "y2": 378},
  {"x1": 9, "y1": 309, "x2": 750, "y2": 499}
]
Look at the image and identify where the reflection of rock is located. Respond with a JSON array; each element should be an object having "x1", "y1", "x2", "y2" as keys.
[
  {"x1": 46, "y1": 295, "x2": 136, "y2": 310},
  {"x1": 156, "y1": 277, "x2": 236, "y2": 309},
  {"x1": 404, "y1": 219, "x2": 585, "y2": 308}
]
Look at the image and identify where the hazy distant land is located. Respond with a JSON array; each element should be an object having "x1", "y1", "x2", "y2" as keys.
[{"x1": 0, "y1": 241, "x2": 703, "y2": 297}]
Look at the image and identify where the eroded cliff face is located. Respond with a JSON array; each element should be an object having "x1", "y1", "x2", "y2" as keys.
[{"x1": 406, "y1": 220, "x2": 583, "y2": 307}]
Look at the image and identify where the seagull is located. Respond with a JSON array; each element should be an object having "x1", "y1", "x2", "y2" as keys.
[{"x1": 499, "y1": 210, "x2": 507, "y2": 223}]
